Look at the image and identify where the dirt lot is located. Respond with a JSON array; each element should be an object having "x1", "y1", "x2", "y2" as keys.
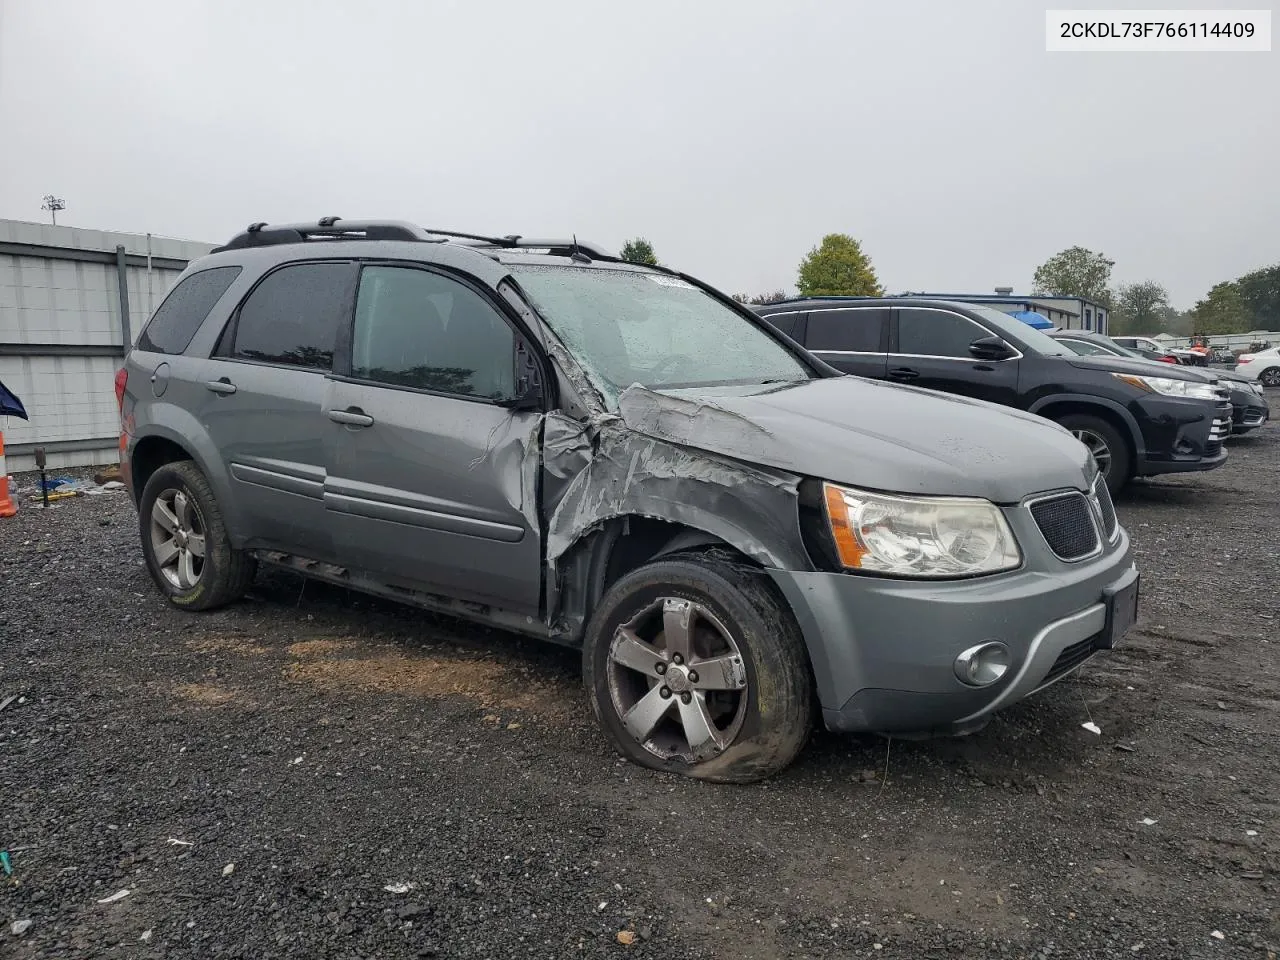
[{"x1": 3, "y1": 417, "x2": 1278, "y2": 960}]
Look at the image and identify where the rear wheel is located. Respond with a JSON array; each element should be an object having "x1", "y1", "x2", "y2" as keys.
[
  {"x1": 138, "y1": 460, "x2": 256, "y2": 611},
  {"x1": 1260, "y1": 366, "x2": 1280, "y2": 387},
  {"x1": 583, "y1": 553, "x2": 813, "y2": 783},
  {"x1": 1055, "y1": 414, "x2": 1131, "y2": 495}
]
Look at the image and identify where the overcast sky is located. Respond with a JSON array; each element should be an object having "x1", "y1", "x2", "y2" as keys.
[{"x1": 1, "y1": 0, "x2": 1275, "y2": 308}]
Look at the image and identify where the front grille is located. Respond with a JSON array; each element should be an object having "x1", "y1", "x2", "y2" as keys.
[
  {"x1": 1029, "y1": 493, "x2": 1099, "y2": 561},
  {"x1": 1045, "y1": 633, "x2": 1100, "y2": 682},
  {"x1": 1091, "y1": 477, "x2": 1117, "y2": 540}
]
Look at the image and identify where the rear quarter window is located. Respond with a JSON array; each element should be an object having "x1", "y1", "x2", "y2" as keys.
[{"x1": 136, "y1": 266, "x2": 242, "y2": 355}]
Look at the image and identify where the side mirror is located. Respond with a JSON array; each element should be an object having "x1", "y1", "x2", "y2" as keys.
[
  {"x1": 503, "y1": 380, "x2": 544, "y2": 412},
  {"x1": 968, "y1": 336, "x2": 1015, "y2": 362},
  {"x1": 504, "y1": 339, "x2": 544, "y2": 411}
]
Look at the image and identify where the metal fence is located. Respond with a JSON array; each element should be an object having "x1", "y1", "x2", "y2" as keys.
[{"x1": 0, "y1": 219, "x2": 212, "y2": 471}]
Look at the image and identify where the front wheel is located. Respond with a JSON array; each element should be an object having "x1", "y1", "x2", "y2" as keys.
[
  {"x1": 1055, "y1": 414, "x2": 1132, "y2": 496},
  {"x1": 138, "y1": 460, "x2": 256, "y2": 611},
  {"x1": 583, "y1": 553, "x2": 814, "y2": 783}
]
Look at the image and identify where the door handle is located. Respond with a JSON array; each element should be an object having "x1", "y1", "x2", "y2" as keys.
[
  {"x1": 205, "y1": 378, "x2": 237, "y2": 395},
  {"x1": 328, "y1": 408, "x2": 375, "y2": 428},
  {"x1": 888, "y1": 367, "x2": 919, "y2": 381}
]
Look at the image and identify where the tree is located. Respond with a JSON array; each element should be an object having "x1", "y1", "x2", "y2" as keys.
[
  {"x1": 1031, "y1": 246, "x2": 1115, "y2": 306},
  {"x1": 796, "y1": 234, "x2": 882, "y2": 297},
  {"x1": 1235, "y1": 263, "x2": 1280, "y2": 330},
  {"x1": 731, "y1": 290, "x2": 789, "y2": 305},
  {"x1": 1189, "y1": 282, "x2": 1252, "y2": 335},
  {"x1": 620, "y1": 237, "x2": 658, "y2": 266},
  {"x1": 1110, "y1": 281, "x2": 1171, "y2": 335}
]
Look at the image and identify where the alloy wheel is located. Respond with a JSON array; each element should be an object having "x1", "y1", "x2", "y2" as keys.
[
  {"x1": 149, "y1": 487, "x2": 206, "y2": 590},
  {"x1": 606, "y1": 597, "x2": 750, "y2": 763},
  {"x1": 1262, "y1": 368, "x2": 1280, "y2": 387},
  {"x1": 1071, "y1": 428, "x2": 1113, "y2": 478}
]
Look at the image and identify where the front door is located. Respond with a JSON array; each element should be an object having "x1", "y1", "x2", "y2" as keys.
[
  {"x1": 323, "y1": 263, "x2": 543, "y2": 615},
  {"x1": 198, "y1": 260, "x2": 355, "y2": 559},
  {"x1": 888, "y1": 306, "x2": 1020, "y2": 407}
]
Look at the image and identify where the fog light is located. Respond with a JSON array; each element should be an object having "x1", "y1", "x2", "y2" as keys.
[{"x1": 954, "y1": 642, "x2": 1011, "y2": 687}]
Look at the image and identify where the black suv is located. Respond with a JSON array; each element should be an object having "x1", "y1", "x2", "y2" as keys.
[{"x1": 753, "y1": 297, "x2": 1231, "y2": 493}]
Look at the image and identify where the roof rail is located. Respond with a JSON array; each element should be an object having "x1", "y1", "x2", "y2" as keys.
[
  {"x1": 209, "y1": 218, "x2": 618, "y2": 261},
  {"x1": 424, "y1": 228, "x2": 615, "y2": 261},
  {"x1": 211, "y1": 218, "x2": 439, "y2": 253}
]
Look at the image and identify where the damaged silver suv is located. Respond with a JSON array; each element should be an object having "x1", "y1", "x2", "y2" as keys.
[{"x1": 119, "y1": 219, "x2": 1139, "y2": 782}]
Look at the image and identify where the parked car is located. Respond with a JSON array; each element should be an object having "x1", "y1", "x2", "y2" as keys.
[
  {"x1": 1235, "y1": 346, "x2": 1280, "y2": 387},
  {"x1": 1050, "y1": 330, "x2": 1269, "y2": 435},
  {"x1": 1112, "y1": 336, "x2": 1204, "y2": 366},
  {"x1": 1210, "y1": 346, "x2": 1237, "y2": 365},
  {"x1": 752, "y1": 298, "x2": 1231, "y2": 494},
  {"x1": 117, "y1": 219, "x2": 1140, "y2": 783}
]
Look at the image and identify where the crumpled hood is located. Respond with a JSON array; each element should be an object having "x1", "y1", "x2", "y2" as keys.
[{"x1": 618, "y1": 377, "x2": 1094, "y2": 503}]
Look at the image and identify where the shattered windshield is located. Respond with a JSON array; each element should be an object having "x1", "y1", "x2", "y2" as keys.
[{"x1": 511, "y1": 265, "x2": 813, "y2": 404}]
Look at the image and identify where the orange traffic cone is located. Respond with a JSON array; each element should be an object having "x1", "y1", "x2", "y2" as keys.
[{"x1": 0, "y1": 428, "x2": 17, "y2": 517}]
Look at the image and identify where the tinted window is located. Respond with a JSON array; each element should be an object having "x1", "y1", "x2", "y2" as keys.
[
  {"x1": 1058, "y1": 338, "x2": 1112, "y2": 357},
  {"x1": 897, "y1": 308, "x2": 988, "y2": 358},
  {"x1": 805, "y1": 308, "x2": 886, "y2": 352},
  {"x1": 137, "y1": 266, "x2": 241, "y2": 355},
  {"x1": 763, "y1": 312, "x2": 801, "y2": 339},
  {"x1": 352, "y1": 266, "x2": 516, "y2": 400},
  {"x1": 229, "y1": 262, "x2": 350, "y2": 369}
]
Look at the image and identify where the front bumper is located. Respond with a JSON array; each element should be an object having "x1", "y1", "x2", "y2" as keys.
[
  {"x1": 769, "y1": 523, "x2": 1137, "y2": 736},
  {"x1": 1230, "y1": 391, "x2": 1270, "y2": 433},
  {"x1": 1133, "y1": 395, "x2": 1230, "y2": 476}
]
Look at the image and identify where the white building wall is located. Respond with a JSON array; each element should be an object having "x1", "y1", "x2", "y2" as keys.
[{"x1": 0, "y1": 218, "x2": 214, "y2": 472}]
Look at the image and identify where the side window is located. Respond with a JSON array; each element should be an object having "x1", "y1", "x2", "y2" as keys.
[
  {"x1": 1062, "y1": 339, "x2": 1110, "y2": 357},
  {"x1": 806, "y1": 308, "x2": 887, "y2": 352},
  {"x1": 351, "y1": 266, "x2": 516, "y2": 400},
  {"x1": 137, "y1": 266, "x2": 241, "y2": 355},
  {"x1": 763, "y1": 313, "x2": 801, "y2": 339},
  {"x1": 897, "y1": 309, "x2": 988, "y2": 359},
  {"x1": 227, "y1": 262, "x2": 350, "y2": 369}
]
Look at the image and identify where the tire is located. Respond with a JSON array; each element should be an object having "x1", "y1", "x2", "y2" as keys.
[
  {"x1": 138, "y1": 460, "x2": 256, "y2": 611},
  {"x1": 583, "y1": 552, "x2": 814, "y2": 784},
  {"x1": 1260, "y1": 367, "x2": 1280, "y2": 388},
  {"x1": 1055, "y1": 414, "x2": 1132, "y2": 496}
]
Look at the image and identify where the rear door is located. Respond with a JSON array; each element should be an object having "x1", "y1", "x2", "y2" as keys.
[
  {"x1": 199, "y1": 260, "x2": 356, "y2": 559},
  {"x1": 888, "y1": 306, "x2": 1020, "y2": 406},
  {"x1": 322, "y1": 263, "x2": 544, "y2": 615},
  {"x1": 801, "y1": 307, "x2": 889, "y2": 379}
]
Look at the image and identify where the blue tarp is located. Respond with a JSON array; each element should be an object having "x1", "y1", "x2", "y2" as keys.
[
  {"x1": 0, "y1": 378, "x2": 27, "y2": 419},
  {"x1": 1010, "y1": 310, "x2": 1054, "y2": 330}
]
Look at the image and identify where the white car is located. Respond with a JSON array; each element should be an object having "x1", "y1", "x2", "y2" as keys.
[{"x1": 1235, "y1": 347, "x2": 1280, "y2": 387}]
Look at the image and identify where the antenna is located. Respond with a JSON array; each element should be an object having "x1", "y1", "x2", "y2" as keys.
[
  {"x1": 569, "y1": 233, "x2": 591, "y2": 264},
  {"x1": 41, "y1": 195, "x2": 66, "y2": 226}
]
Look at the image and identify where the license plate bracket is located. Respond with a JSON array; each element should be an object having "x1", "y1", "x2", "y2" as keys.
[{"x1": 1099, "y1": 574, "x2": 1140, "y2": 650}]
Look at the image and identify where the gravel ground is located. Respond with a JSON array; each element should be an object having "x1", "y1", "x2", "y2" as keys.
[{"x1": 2, "y1": 417, "x2": 1278, "y2": 960}]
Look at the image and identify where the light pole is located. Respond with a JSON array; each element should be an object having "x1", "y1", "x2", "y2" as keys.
[{"x1": 41, "y1": 195, "x2": 66, "y2": 226}]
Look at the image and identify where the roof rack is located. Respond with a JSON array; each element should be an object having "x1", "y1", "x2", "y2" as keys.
[
  {"x1": 211, "y1": 218, "x2": 439, "y2": 253},
  {"x1": 210, "y1": 218, "x2": 617, "y2": 261},
  {"x1": 425, "y1": 229, "x2": 614, "y2": 261}
]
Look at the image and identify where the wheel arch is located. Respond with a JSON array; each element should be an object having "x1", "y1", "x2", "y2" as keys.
[
  {"x1": 1029, "y1": 395, "x2": 1143, "y2": 462},
  {"x1": 549, "y1": 513, "x2": 796, "y2": 647},
  {"x1": 128, "y1": 411, "x2": 245, "y2": 542}
]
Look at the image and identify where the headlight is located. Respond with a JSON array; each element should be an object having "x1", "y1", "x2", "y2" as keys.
[
  {"x1": 1246, "y1": 380, "x2": 1265, "y2": 395},
  {"x1": 822, "y1": 483, "x2": 1021, "y2": 578},
  {"x1": 1112, "y1": 373, "x2": 1218, "y2": 401}
]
